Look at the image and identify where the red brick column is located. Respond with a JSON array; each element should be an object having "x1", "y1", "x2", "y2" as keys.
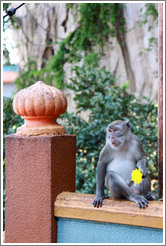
[
  {"x1": 158, "y1": 3, "x2": 163, "y2": 199},
  {"x1": 5, "y1": 82, "x2": 76, "y2": 243}
]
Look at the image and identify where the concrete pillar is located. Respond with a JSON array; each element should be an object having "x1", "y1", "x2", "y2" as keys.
[{"x1": 5, "y1": 81, "x2": 76, "y2": 243}]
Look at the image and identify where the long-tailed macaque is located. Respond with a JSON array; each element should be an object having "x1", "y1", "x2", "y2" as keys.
[{"x1": 93, "y1": 120, "x2": 155, "y2": 209}]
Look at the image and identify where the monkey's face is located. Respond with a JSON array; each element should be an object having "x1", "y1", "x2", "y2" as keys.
[{"x1": 106, "y1": 121, "x2": 130, "y2": 151}]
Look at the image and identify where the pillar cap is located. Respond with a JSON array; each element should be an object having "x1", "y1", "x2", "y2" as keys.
[{"x1": 13, "y1": 81, "x2": 67, "y2": 136}]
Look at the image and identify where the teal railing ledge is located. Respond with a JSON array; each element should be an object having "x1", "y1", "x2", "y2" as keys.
[{"x1": 54, "y1": 192, "x2": 163, "y2": 243}]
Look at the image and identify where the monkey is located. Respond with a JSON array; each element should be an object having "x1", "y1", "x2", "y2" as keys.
[{"x1": 93, "y1": 120, "x2": 155, "y2": 209}]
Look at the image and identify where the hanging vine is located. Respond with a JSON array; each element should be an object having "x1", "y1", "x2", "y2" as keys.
[
  {"x1": 140, "y1": 3, "x2": 158, "y2": 53},
  {"x1": 44, "y1": 3, "x2": 127, "y2": 87}
]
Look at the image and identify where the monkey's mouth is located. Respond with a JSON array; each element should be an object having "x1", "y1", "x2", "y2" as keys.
[{"x1": 111, "y1": 141, "x2": 118, "y2": 146}]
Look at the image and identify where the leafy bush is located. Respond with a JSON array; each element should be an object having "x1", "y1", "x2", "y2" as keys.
[{"x1": 62, "y1": 64, "x2": 158, "y2": 195}]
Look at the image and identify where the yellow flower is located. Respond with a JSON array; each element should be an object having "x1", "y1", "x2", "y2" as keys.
[{"x1": 131, "y1": 168, "x2": 143, "y2": 186}]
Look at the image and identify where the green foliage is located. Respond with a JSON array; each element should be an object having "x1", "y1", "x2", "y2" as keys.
[
  {"x1": 83, "y1": 53, "x2": 100, "y2": 67},
  {"x1": 15, "y1": 3, "x2": 126, "y2": 90},
  {"x1": 73, "y1": 3, "x2": 125, "y2": 49},
  {"x1": 14, "y1": 59, "x2": 64, "y2": 91},
  {"x1": 3, "y1": 3, "x2": 19, "y2": 31},
  {"x1": 139, "y1": 3, "x2": 158, "y2": 54},
  {"x1": 14, "y1": 3, "x2": 125, "y2": 89},
  {"x1": 3, "y1": 3, "x2": 10, "y2": 30},
  {"x1": 3, "y1": 46, "x2": 10, "y2": 65},
  {"x1": 62, "y1": 64, "x2": 158, "y2": 195},
  {"x1": 45, "y1": 3, "x2": 126, "y2": 86},
  {"x1": 146, "y1": 37, "x2": 158, "y2": 52},
  {"x1": 3, "y1": 3, "x2": 10, "y2": 10},
  {"x1": 15, "y1": 61, "x2": 39, "y2": 90},
  {"x1": 3, "y1": 97, "x2": 23, "y2": 143},
  {"x1": 140, "y1": 3, "x2": 158, "y2": 26}
]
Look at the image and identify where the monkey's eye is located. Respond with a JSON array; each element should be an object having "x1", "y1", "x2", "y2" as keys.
[
  {"x1": 109, "y1": 128, "x2": 117, "y2": 132},
  {"x1": 112, "y1": 128, "x2": 117, "y2": 132},
  {"x1": 113, "y1": 128, "x2": 120, "y2": 132}
]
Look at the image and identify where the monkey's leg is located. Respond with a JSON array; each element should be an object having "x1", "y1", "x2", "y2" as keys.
[
  {"x1": 130, "y1": 175, "x2": 155, "y2": 200},
  {"x1": 141, "y1": 175, "x2": 156, "y2": 200},
  {"x1": 106, "y1": 171, "x2": 148, "y2": 208}
]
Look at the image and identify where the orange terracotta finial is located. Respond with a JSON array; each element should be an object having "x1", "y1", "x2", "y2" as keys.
[{"x1": 13, "y1": 81, "x2": 67, "y2": 136}]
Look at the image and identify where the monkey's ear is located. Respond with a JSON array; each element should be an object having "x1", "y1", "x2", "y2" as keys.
[{"x1": 126, "y1": 120, "x2": 130, "y2": 128}]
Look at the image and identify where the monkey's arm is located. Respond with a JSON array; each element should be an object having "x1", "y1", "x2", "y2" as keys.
[
  {"x1": 135, "y1": 140, "x2": 148, "y2": 178},
  {"x1": 93, "y1": 146, "x2": 110, "y2": 208},
  {"x1": 93, "y1": 161, "x2": 107, "y2": 207}
]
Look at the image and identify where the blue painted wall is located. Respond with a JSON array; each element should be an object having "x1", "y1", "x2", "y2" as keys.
[
  {"x1": 57, "y1": 218, "x2": 163, "y2": 244},
  {"x1": 3, "y1": 65, "x2": 18, "y2": 71}
]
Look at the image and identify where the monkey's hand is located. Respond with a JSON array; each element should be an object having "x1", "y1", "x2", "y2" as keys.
[
  {"x1": 137, "y1": 167, "x2": 148, "y2": 178},
  {"x1": 136, "y1": 160, "x2": 148, "y2": 178},
  {"x1": 93, "y1": 195, "x2": 109, "y2": 208}
]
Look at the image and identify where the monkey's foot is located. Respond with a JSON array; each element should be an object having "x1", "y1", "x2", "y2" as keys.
[
  {"x1": 93, "y1": 195, "x2": 109, "y2": 208},
  {"x1": 131, "y1": 194, "x2": 149, "y2": 209},
  {"x1": 144, "y1": 191, "x2": 156, "y2": 200}
]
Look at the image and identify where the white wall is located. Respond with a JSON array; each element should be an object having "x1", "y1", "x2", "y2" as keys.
[{"x1": 3, "y1": 83, "x2": 17, "y2": 98}]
